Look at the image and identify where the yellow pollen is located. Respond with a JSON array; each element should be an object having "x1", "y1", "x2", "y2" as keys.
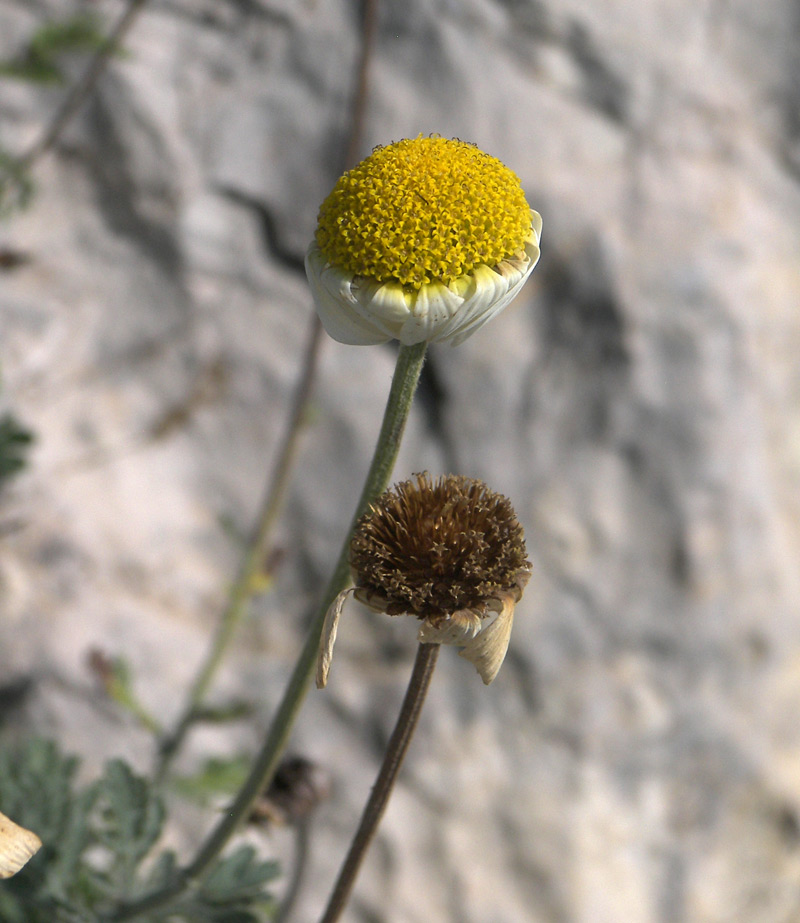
[{"x1": 315, "y1": 136, "x2": 531, "y2": 290}]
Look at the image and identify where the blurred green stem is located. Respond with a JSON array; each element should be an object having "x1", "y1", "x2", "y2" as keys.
[
  {"x1": 1, "y1": 0, "x2": 150, "y2": 215},
  {"x1": 273, "y1": 820, "x2": 311, "y2": 923},
  {"x1": 153, "y1": 0, "x2": 380, "y2": 779},
  {"x1": 16, "y1": 0, "x2": 150, "y2": 174},
  {"x1": 108, "y1": 341, "x2": 427, "y2": 922},
  {"x1": 155, "y1": 315, "x2": 323, "y2": 780}
]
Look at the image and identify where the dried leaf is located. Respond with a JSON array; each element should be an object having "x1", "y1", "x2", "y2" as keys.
[
  {"x1": 0, "y1": 809, "x2": 41, "y2": 878},
  {"x1": 316, "y1": 588, "x2": 353, "y2": 688}
]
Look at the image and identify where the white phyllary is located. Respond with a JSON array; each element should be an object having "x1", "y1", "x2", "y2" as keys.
[
  {"x1": 305, "y1": 211, "x2": 542, "y2": 347},
  {"x1": 417, "y1": 594, "x2": 517, "y2": 685},
  {"x1": 317, "y1": 584, "x2": 522, "y2": 688}
]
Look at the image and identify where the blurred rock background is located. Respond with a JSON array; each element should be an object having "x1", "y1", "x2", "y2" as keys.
[{"x1": 2, "y1": 0, "x2": 800, "y2": 921}]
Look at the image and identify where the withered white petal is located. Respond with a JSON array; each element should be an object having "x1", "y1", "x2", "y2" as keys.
[
  {"x1": 0, "y1": 810, "x2": 41, "y2": 878},
  {"x1": 305, "y1": 249, "x2": 389, "y2": 345},
  {"x1": 316, "y1": 588, "x2": 355, "y2": 688},
  {"x1": 444, "y1": 236, "x2": 541, "y2": 346},
  {"x1": 457, "y1": 594, "x2": 516, "y2": 685},
  {"x1": 397, "y1": 281, "x2": 463, "y2": 345},
  {"x1": 305, "y1": 210, "x2": 542, "y2": 348},
  {"x1": 417, "y1": 609, "x2": 483, "y2": 646}
]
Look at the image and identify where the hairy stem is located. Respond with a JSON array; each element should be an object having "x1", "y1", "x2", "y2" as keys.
[
  {"x1": 107, "y1": 341, "x2": 427, "y2": 921},
  {"x1": 318, "y1": 642, "x2": 440, "y2": 923}
]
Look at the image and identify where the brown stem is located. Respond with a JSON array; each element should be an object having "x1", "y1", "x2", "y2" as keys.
[
  {"x1": 318, "y1": 642, "x2": 440, "y2": 923},
  {"x1": 343, "y1": 0, "x2": 379, "y2": 170}
]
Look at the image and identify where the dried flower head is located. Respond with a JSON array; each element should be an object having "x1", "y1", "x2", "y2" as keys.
[
  {"x1": 249, "y1": 756, "x2": 332, "y2": 827},
  {"x1": 317, "y1": 473, "x2": 531, "y2": 687},
  {"x1": 306, "y1": 136, "x2": 542, "y2": 346}
]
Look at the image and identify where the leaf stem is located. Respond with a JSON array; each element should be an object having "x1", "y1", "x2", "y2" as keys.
[
  {"x1": 107, "y1": 341, "x2": 427, "y2": 921},
  {"x1": 17, "y1": 0, "x2": 151, "y2": 174},
  {"x1": 273, "y1": 820, "x2": 311, "y2": 923},
  {"x1": 318, "y1": 642, "x2": 440, "y2": 923}
]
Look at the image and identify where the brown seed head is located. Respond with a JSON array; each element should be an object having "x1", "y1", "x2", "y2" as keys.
[
  {"x1": 349, "y1": 473, "x2": 531, "y2": 622},
  {"x1": 249, "y1": 756, "x2": 332, "y2": 827}
]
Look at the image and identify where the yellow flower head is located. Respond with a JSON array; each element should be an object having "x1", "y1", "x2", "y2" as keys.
[
  {"x1": 306, "y1": 136, "x2": 542, "y2": 346},
  {"x1": 316, "y1": 137, "x2": 531, "y2": 289}
]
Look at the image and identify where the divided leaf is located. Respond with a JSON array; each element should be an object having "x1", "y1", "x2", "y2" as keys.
[
  {"x1": 0, "y1": 412, "x2": 34, "y2": 488},
  {"x1": 0, "y1": 14, "x2": 108, "y2": 85},
  {"x1": 0, "y1": 739, "x2": 278, "y2": 921}
]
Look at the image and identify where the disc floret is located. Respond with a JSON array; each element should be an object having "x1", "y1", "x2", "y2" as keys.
[{"x1": 315, "y1": 136, "x2": 532, "y2": 290}]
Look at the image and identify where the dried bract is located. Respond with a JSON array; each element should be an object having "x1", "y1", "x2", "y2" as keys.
[{"x1": 0, "y1": 810, "x2": 41, "y2": 878}]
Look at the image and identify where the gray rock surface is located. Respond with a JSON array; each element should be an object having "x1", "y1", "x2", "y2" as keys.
[{"x1": 2, "y1": 0, "x2": 800, "y2": 921}]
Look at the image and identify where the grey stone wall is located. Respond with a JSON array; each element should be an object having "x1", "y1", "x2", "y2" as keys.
[{"x1": 2, "y1": 1, "x2": 800, "y2": 921}]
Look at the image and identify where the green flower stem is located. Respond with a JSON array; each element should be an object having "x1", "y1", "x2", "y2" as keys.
[
  {"x1": 318, "y1": 642, "x2": 440, "y2": 923},
  {"x1": 155, "y1": 315, "x2": 324, "y2": 780},
  {"x1": 108, "y1": 340, "x2": 427, "y2": 922}
]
